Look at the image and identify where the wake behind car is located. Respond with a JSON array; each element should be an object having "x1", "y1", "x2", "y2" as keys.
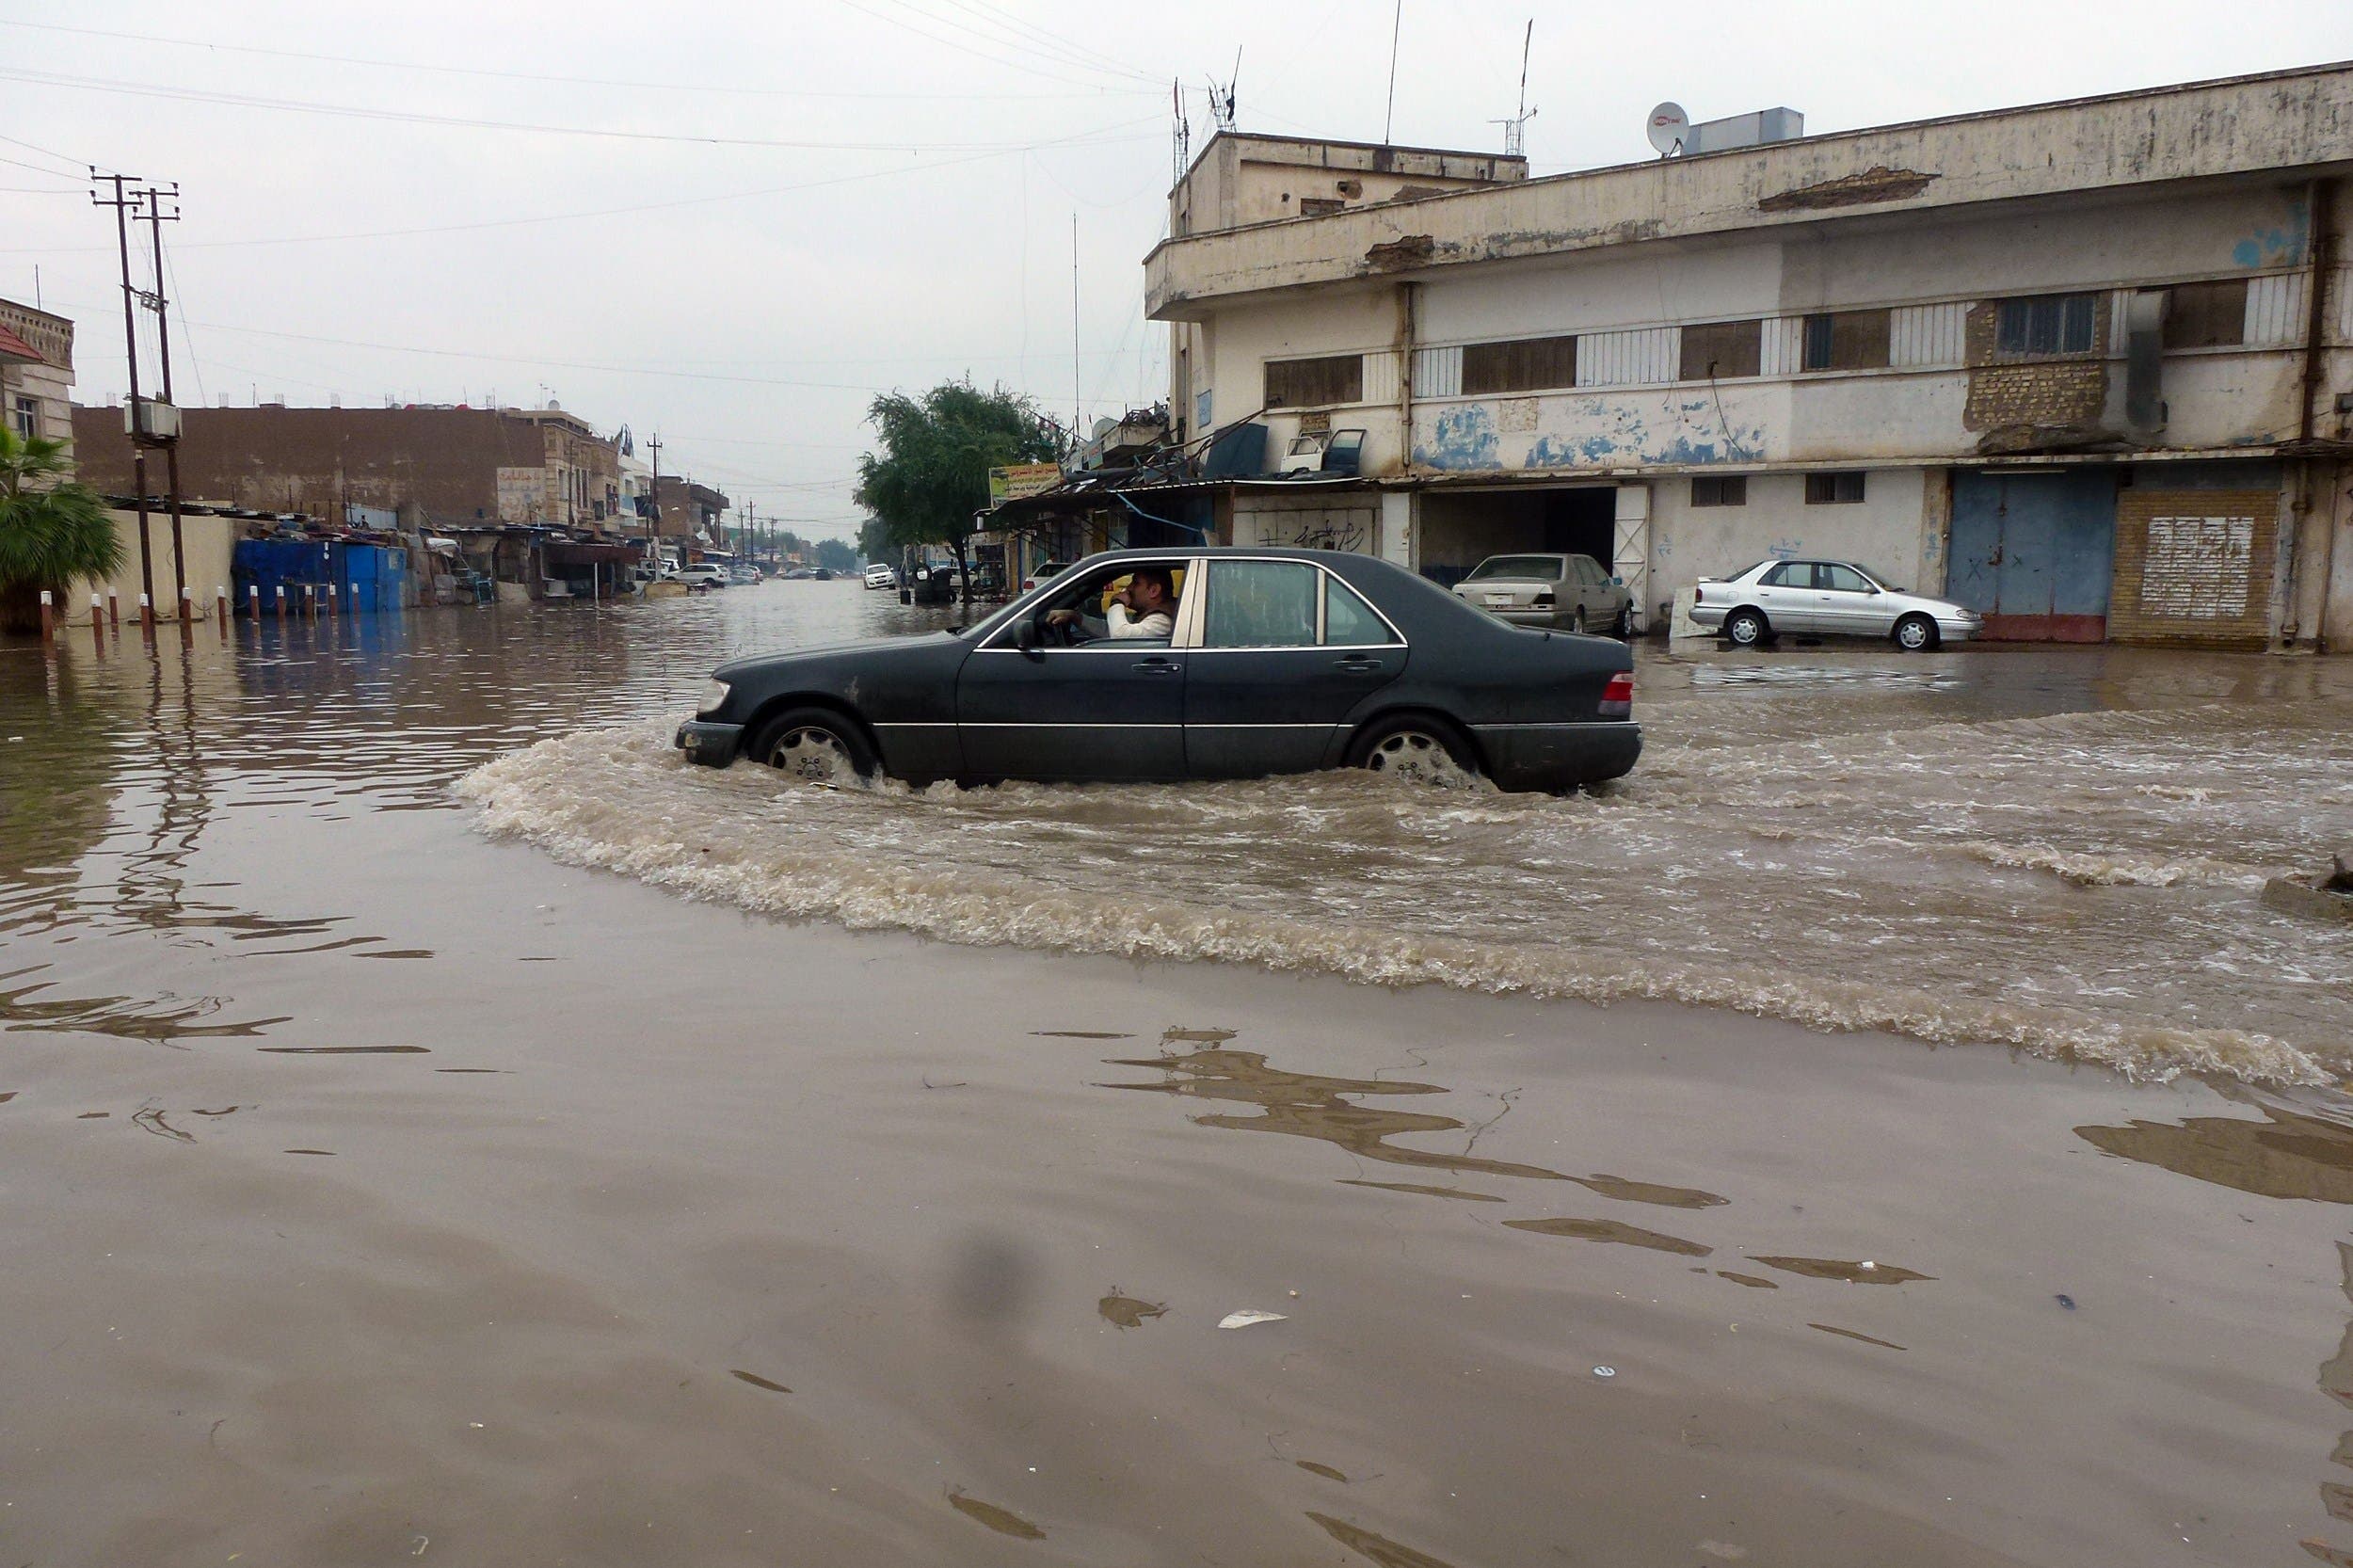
[
  {"x1": 1689, "y1": 558, "x2": 1982, "y2": 648},
  {"x1": 675, "y1": 548, "x2": 1639, "y2": 792},
  {"x1": 1453, "y1": 552, "x2": 1634, "y2": 636}
]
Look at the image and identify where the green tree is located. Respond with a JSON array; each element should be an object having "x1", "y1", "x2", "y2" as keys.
[
  {"x1": 0, "y1": 425, "x2": 120, "y2": 635},
  {"x1": 813, "y1": 537, "x2": 858, "y2": 575},
  {"x1": 854, "y1": 381, "x2": 1063, "y2": 600}
]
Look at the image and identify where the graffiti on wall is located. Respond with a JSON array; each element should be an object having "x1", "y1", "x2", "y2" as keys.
[{"x1": 1414, "y1": 394, "x2": 1767, "y2": 472}]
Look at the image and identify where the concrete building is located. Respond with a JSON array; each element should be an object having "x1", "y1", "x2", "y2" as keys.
[
  {"x1": 68, "y1": 402, "x2": 627, "y2": 535},
  {"x1": 1, "y1": 298, "x2": 75, "y2": 451},
  {"x1": 650, "y1": 475, "x2": 729, "y2": 548},
  {"x1": 1146, "y1": 65, "x2": 2353, "y2": 650}
]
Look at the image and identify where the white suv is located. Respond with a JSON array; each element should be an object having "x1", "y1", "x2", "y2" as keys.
[
  {"x1": 670, "y1": 565, "x2": 727, "y2": 589},
  {"x1": 863, "y1": 564, "x2": 898, "y2": 590}
]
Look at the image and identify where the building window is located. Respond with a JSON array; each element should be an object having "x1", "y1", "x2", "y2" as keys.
[
  {"x1": 1804, "y1": 472, "x2": 1866, "y2": 504},
  {"x1": 1264, "y1": 354, "x2": 1364, "y2": 408},
  {"x1": 9, "y1": 395, "x2": 35, "y2": 440},
  {"x1": 1800, "y1": 310, "x2": 1892, "y2": 372},
  {"x1": 2162, "y1": 279, "x2": 2248, "y2": 350},
  {"x1": 1298, "y1": 197, "x2": 1345, "y2": 216},
  {"x1": 1679, "y1": 319, "x2": 1762, "y2": 381},
  {"x1": 1995, "y1": 293, "x2": 2097, "y2": 357},
  {"x1": 1461, "y1": 335, "x2": 1577, "y2": 395},
  {"x1": 1690, "y1": 474, "x2": 1747, "y2": 507}
]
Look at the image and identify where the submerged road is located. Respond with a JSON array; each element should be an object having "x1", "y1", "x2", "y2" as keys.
[{"x1": 3, "y1": 584, "x2": 2351, "y2": 1566}]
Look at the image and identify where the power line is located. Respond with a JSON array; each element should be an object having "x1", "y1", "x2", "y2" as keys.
[
  {"x1": 826, "y1": 0, "x2": 1160, "y2": 90},
  {"x1": 0, "y1": 119, "x2": 1160, "y2": 253},
  {"x1": 0, "y1": 65, "x2": 1150, "y2": 152},
  {"x1": 0, "y1": 18, "x2": 1157, "y2": 101}
]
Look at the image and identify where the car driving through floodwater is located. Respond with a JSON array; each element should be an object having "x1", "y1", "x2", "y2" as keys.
[{"x1": 675, "y1": 547, "x2": 1640, "y2": 791}]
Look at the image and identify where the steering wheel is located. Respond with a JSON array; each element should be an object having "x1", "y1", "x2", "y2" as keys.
[{"x1": 1048, "y1": 613, "x2": 1083, "y2": 648}]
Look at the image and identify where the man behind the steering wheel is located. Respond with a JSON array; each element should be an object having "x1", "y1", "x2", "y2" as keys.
[{"x1": 1045, "y1": 566, "x2": 1176, "y2": 642}]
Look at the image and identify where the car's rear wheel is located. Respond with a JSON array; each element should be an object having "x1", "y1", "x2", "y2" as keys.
[
  {"x1": 1724, "y1": 608, "x2": 1769, "y2": 648},
  {"x1": 1613, "y1": 602, "x2": 1635, "y2": 638},
  {"x1": 1570, "y1": 606, "x2": 1587, "y2": 633},
  {"x1": 748, "y1": 707, "x2": 878, "y2": 786},
  {"x1": 1348, "y1": 715, "x2": 1481, "y2": 788},
  {"x1": 1894, "y1": 613, "x2": 1939, "y2": 651}
]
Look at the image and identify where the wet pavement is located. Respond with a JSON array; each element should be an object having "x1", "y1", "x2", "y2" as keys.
[{"x1": 4, "y1": 585, "x2": 2353, "y2": 1565}]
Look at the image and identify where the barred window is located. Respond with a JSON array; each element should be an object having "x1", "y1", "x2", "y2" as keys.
[
  {"x1": 1800, "y1": 310, "x2": 1892, "y2": 372},
  {"x1": 1689, "y1": 475, "x2": 1747, "y2": 507},
  {"x1": 1264, "y1": 354, "x2": 1364, "y2": 408},
  {"x1": 1804, "y1": 472, "x2": 1866, "y2": 504},
  {"x1": 1679, "y1": 319, "x2": 1762, "y2": 380},
  {"x1": 1461, "y1": 335, "x2": 1577, "y2": 395},
  {"x1": 1995, "y1": 294, "x2": 2097, "y2": 357}
]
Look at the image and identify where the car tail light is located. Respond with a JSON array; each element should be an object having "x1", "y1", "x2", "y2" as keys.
[
  {"x1": 1020, "y1": 578, "x2": 1034, "y2": 591},
  {"x1": 1692, "y1": 585, "x2": 1705, "y2": 604},
  {"x1": 1599, "y1": 671, "x2": 1634, "y2": 718}
]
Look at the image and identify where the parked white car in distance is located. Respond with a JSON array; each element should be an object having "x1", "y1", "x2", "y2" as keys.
[
  {"x1": 863, "y1": 564, "x2": 898, "y2": 590},
  {"x1": 1689, "y1": 558, "x2": 1982, "y2": 649},
  {"x1": 669, "y1": 564, "x2": 727, "y2": 589}
]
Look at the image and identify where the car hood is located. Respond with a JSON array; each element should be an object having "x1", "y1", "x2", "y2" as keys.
[{"x1": 714, "y1": 632, "x2": 964, "y2": 680}]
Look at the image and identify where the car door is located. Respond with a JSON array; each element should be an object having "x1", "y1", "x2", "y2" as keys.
[
  {"x1": 1813, "y1": 563, "x2": 1884, "y2": 636},
  {"x1": 1751, "y1": 560, "x2": 1813, "y2": 630},
  {"x1": 1184, "y1": 559, "x2": 1403, "y2": 778},
  {"x1": 954, "y1": 569, "x2": 1188, "y2": 781},
  {"x1": 1574, "y1": 555, "x2": 1610, "y2": 623}
]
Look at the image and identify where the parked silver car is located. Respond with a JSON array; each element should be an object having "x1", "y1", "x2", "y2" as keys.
[
  {"x1": 1452, "y1": 552, "x2": 1634, "y2": 636},
  {"x1": 1689, "y1": 558, "x2": 1982, "y2": 649}
]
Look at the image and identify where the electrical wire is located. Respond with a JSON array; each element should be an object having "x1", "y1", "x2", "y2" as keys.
[
  {"x1": 0, "y1": 65, "x2": 1148, "y2": 153},
  {"x1": 0, "y1": 18, "x2": 1157, "y2": 102}
]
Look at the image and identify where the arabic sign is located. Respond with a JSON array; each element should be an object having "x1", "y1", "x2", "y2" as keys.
[{"x1": 986, "y1": 462, "x2": 1063, "y2": 505}]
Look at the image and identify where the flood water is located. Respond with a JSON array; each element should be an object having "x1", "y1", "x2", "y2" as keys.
[{"x1": 6, "y1": 585, "x2": 2353, "y2": 1566}]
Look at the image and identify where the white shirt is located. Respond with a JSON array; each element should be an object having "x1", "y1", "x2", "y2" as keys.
[{"x1": 1106, "y1": 602, "x2": 1175, "y2": 639}]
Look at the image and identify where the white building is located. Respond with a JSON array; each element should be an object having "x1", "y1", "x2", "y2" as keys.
[{"x1": 1145, "y1": 65, "x2": 2353, "y2": 650}]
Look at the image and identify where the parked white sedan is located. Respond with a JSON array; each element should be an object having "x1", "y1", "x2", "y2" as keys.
[
  {"x1": 1452, "y1": 552, "x2": 1634, "y2": 636},
  {"x1": 1690, "y1": 558, "x2": 1982, "y2": 649}
]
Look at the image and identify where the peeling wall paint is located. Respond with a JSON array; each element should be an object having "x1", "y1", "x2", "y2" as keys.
[{"x1": 1412, "y1": 392, "x2": 1769, "y2": 472}]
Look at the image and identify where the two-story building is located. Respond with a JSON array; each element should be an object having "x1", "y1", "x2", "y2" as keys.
[
  {"x1": 1, "y1": 298, "x2": 75, "y2": 452},
  {"x1": 1144, "y1": 65, "x2": 2353, "y2": 650}
]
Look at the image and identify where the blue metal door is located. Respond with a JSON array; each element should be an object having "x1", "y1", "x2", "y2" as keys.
[{"x1": 1947, "y1": 472, "x2": 2116, "y2": 641}]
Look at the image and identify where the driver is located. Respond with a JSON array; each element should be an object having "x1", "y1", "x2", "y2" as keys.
[{"x1": 1046, "y1": 566, "x2": 1176, "y2": 641}]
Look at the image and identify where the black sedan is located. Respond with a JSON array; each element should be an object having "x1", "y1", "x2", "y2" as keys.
[{"x1": 675, "y1": 548, "x2": 1639, "y2": 792}]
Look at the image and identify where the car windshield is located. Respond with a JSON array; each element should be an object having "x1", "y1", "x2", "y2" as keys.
[{"x1": 1465, "y1": 556, "x2": 1563, "y2": 583}]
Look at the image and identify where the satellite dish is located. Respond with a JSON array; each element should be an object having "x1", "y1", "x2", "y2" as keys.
[
  {"x1": 1093, "y1": 416, "x2": 1118, "y2": 438},
  {"x1": 1647, "y1": 102, "x2": 1689, "y2": 157}
]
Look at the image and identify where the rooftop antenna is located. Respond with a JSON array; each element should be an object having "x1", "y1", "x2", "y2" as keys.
[
  {"x1": 1647, "y1": 102, "x2": 1689, "y2": 158},
  {"x1": 1492, "y1": 19, "x2": 1537, "y2": 158},
  {"x1": 1206, "y1": 47, "x2": 1238, "y2": 134},
  {"x1": 1383, "y1": 0, "x2": 1403, "y2": 143},
  {"x1": 1171, "y1": 78, "x2": 1191, "y2": 182}
]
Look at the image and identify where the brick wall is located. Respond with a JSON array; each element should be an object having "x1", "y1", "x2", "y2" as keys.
[
  {"x1": 1961, "y1": 296, "x2": 2112, "y2": 433},
  {"x1": 2107, "y1": 488, "x2": 2279, "y2": 647}
]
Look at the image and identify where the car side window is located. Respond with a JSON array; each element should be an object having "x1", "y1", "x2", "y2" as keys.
[
  {"x1": 1760, "y1": 562, "x2": 1798, "y2": 587},
  {"x1": 1203, "y1": 560, "x2": 1319, "y2": 648},
  {"x1": 1322, "y1": 574, "x2": 1390, "y2": 646},
  {"x1": 1819, "y1": 564, "x2": 1871, "y2": 593}
]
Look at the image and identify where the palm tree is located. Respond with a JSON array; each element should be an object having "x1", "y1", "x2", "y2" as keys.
[{"x1": 0, "y1": 424, "x2": 120, "y2": 634}]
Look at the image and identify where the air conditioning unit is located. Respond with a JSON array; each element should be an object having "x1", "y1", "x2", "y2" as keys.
[{"x1": 124, "y1": 397, "x2": 181, "y2": 442}]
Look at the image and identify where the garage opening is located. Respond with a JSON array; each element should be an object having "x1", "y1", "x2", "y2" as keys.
[{"x1": 1417, "y1": 486, "x2": 1617, "y2": 586}]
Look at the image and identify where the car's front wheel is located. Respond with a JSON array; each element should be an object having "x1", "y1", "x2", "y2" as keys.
[
  {"x1": 1724, "y1": 608, "x2": 1769, "y2": 648},
  {"x1": 1894, "y1": 614, "x2": 1939, "y2": 651},
  {"x1": 1348, "y1": 715, "x2": 1481, "y2": 788},
  {"x1": 748, "y1": 707, "x2": 879, "y2": 786}
]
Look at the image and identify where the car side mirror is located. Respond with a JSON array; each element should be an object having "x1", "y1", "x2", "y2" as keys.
[
  {"x1": 1015, "y1": 619, "x2": 1040, "y2": 651},
  {"x1": 1609, "y1": 575, "x2": 1624, "y2": 586}
]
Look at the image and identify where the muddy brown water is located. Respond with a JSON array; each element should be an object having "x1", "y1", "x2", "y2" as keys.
[{"x1": 4, "y1": 585, "x2": 2353, "y2": 1565}]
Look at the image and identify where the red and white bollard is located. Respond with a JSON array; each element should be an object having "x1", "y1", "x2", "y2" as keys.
[
  {"x1": 38, "y1": 588, "x2": 53, "y2": 642},
  {"x1": 248, "y1": 584, "x2": 261, "y2": 622},
  {"x1": 275, "y1": 584, "x2": 287, "y2": 621},
  {"x1": 106, "y1": 586, "x2": 120, "y2": 628},
  {"x1": 327, "y1": 582, "x2": 338, "y2": 618},
  {"x1": 138, "y1": 592, "x2": 153, "y2": 632},
  {"x1": 89, "y1": 593, "x2": 104, "y2": 640},
  {"x1": 215, "y1": 585, "x2": 229, "y2": 631}
]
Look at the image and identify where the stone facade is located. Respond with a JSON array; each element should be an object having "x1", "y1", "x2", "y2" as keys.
[{"x1": 0, "y1": 298, "x2": 76, "y2": 451}]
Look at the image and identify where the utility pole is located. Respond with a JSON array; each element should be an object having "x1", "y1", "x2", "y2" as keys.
[
  {"x1": 1071, "y1": 213, "x2": 1082, "y2": 437},
  {"x1": 92, "y1": 172, "x2": 153, "y2": 620},
  {"x1": 138, "y1": 184, "x2": 185, "y2": 617}
]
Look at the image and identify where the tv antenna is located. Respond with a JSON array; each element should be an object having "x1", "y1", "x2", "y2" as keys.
[
  {"x1": 1492, "y1": 19, "x2": 1537, "y2": 158},
  {"x1": 1171, "y1": 78, "x2": 1191, "y2": 182},
  {"x1": 1647, "y1": 102, "x2": 1689, "y2": 158},
  {"x1": 1206, "y1": 47, "x2": 1239, "y2": 133}
]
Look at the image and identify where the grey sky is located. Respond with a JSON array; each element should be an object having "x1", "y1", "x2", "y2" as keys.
[{"x1": 4, "y1": 1, "x2": 2347, "y2": 541}]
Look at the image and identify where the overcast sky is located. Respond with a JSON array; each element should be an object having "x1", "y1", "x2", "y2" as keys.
[{"x1": 5, "y1": 1, "x2": 2348, "y2": 541}]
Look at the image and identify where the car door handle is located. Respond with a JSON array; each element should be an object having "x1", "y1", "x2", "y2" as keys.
[
  {"x1": 1334, "y1": 656, "x2": 1384, "y2": 673},
  {"x1": 1132, "y1": 658, "x2": 1180, "y2": 673}
]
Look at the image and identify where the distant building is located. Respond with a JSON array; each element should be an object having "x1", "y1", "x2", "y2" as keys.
[
  {"x1": 650, "y1": 475, "x2": 729, "y2": 545},
  {"x1": 1142, "y1": 65, "x2": 2353, "y2": 650},
  {"x1": 68, "y1": 402, "x2": 626, "y2": 535},
  {"x1": 0, "y1": 298, "x2": 75, "y2": 451}
]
